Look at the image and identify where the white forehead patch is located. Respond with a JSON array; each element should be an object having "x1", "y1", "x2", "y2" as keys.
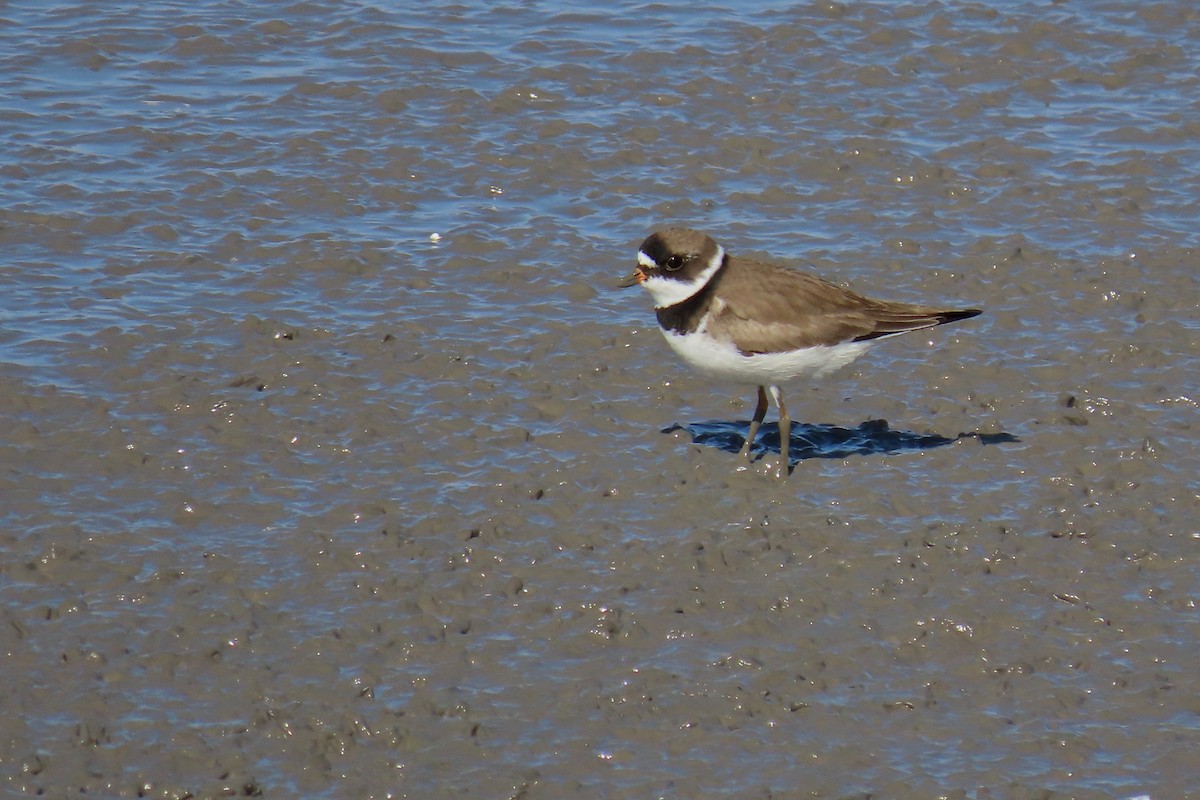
[{"x1": 640, "y1": 244, "x2": 726, "y2": 309}]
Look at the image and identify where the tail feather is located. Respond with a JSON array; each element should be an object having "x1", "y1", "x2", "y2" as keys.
[{"x1": 854, "y1": 307, "x2": 982, "y2": 342}]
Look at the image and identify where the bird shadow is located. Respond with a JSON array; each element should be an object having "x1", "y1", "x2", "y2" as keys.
[{"x1": 663, "y1": 418, "x2": 1019, "y2": 463}]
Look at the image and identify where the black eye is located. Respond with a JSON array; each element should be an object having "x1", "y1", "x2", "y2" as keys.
[{"x1": 664, "y1": 255, "x2": 685, "y2": 271}]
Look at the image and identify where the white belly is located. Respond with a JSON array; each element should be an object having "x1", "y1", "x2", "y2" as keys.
[{"x1": 662, "y1": 328, "x2": 872, "y2": 386}]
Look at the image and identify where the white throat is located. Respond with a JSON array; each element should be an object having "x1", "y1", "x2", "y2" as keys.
[{"x1": 640, "y1": 244, "x2": 726, "y2": 309}]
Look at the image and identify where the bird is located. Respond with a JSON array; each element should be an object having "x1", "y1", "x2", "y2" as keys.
[{"x1": 619, "y1": 228, "x2": 981, "y2": 477}]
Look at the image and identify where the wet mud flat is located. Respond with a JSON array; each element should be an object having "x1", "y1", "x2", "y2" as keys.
[{"x1": 3, "y1": 0, "x2": 1199, "y2": 798}]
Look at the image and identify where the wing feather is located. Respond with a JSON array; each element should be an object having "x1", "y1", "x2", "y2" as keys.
[{"x1": 705, "y1": 257, "x2": 980, "y2": 354}]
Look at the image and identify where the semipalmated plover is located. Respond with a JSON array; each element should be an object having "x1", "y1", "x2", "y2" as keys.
[{"x1": 620, "y1": 228, "x2": 981, "y2": 477}]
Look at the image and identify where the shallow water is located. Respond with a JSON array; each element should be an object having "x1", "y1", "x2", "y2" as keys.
[{"x1": 2, "y1": 1, "x2": 1199, "y2": 798}]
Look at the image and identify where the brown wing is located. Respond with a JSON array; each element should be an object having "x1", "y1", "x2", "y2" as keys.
[{"x1": 706, "y1": 257, "x2": 980, "y2": 354}]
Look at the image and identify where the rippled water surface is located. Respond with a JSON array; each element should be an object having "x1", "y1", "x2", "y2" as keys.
[{"x1": 3, "y1": 1, "x2": 1199, "y2": 797}]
